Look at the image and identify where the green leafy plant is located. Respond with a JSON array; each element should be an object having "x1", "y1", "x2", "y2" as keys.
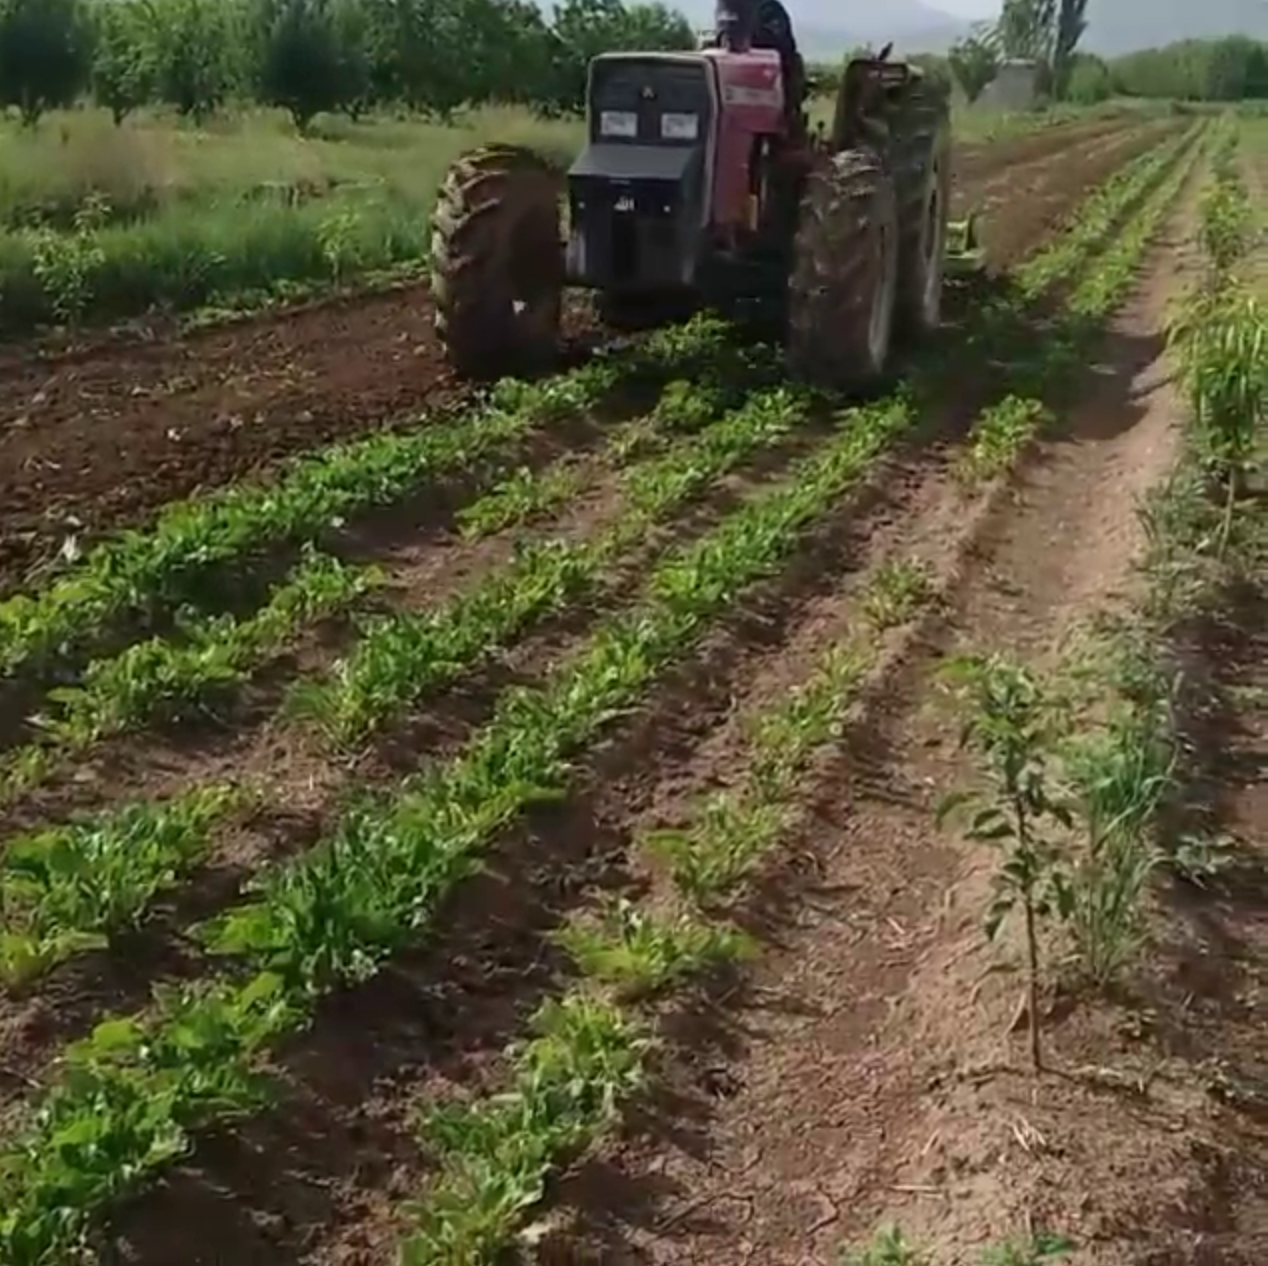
[
  {"x1": 556, "y1": 898, "x2": 753, "y2": 999},
  {"x1": 938, "y1": 654, "x2": 1074, "y2": 1072}
]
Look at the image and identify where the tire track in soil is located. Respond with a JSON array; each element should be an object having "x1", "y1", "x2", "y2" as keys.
[
  {"x1": 534, "y1": 158, "x2": 1233, "y2": 1266},
  {"x1": 0, "y1": 117, "x2": 1143, "y2": 592}
]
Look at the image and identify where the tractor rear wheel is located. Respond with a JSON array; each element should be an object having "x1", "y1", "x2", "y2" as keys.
[
  {"x1": 787, "y1": 147, "x2": 898, "y2": 392},
  {"x1": 430, "y1": 144, "x2": 563, "y2": 379},
  {"x1": 896, "y1": 126, "x2": 951, "y2": 337}
]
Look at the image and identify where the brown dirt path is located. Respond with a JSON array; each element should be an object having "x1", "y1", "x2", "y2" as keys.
[
  {"x1": 0, "y1": 117, "x2": 1148, "y2": 591},
  {"x1": 535, "y1": 154, "x2": 1268, "y2": 1266}
]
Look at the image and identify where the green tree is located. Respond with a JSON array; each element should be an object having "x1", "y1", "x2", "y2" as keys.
[
  {"x1": 949, "y1": 32, "x2": 999, "y2": 104},
  {"x1": 1065, "y1": 51, "x2": 1110, "y2": 104},
  {"x1": 329, "y1": 0, "x2": 373, "y2": 118},
  {"x1": 146, "y1": 0, "x2": 235, "y2": 122},
  {"x1": 995, "y1": 0, "x2": 1053, "y2": 62},
  {"x1": 90, "y1": 0, "x2": 155, "y2": 124},
  {"x1": 251, "y1": 0, "x2": 348, "y2": 130},
  {"x1": 0, "y1": 0, "x2": 93, "y2": 126},
  {"x1": 1051, "y1": 0, "x2": 1088, "y2": 99}
]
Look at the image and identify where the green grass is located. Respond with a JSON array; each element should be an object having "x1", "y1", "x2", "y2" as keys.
[
  {"x1": 0, "y1": 98, "x2": 1140, "y2": 335},
  {"x1": 0, "y1": 104, "x2": 584, "y2": 331}
]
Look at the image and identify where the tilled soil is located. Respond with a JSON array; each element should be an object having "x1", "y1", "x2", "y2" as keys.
[
  {"x1": 0, "y1": 115, "x2": 1154, "y2": 591},
  {"x1": 0, "y1": 119, "x2": 1223, "y2": 1266},
  {"x1": 64, "y1": 135, "x2": 1164, "y2": 1266},
  {"x1": 532, "y1": 154, "x2": 1268, "y2": 1266}
]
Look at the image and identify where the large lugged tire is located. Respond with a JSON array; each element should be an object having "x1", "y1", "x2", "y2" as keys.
[
  {"x1": 787, "y1": 148, "x2": 899, "y2": 392},
  {"x1": 895, "y1": 121, "x2": 951, "y2": 338},
  {"x1": 430, "y1": 144, "x2": 563, "y2": 379}
]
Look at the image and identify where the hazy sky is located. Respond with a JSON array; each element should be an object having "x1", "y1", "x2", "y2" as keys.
[{"x1": 936, "y1": 0, "x2": 998, "y2": 15}]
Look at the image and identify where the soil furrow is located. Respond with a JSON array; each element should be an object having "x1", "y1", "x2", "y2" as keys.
[
  {"x1": 533, "y1": 155, "x2": 1239, "y2": 1266},
  {"x1": 97, "y1": 404, "x2": 977, "y2": 1266}
]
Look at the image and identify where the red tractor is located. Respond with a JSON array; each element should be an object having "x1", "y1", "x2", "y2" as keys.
[{"x1": 428, "y1": 19, "x2": 962, "y2": 391}]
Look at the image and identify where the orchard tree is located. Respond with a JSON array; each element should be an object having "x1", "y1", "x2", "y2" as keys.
[
  {"x1": 949, "y1": 30, "x2": 999, "y2": 103},
  {"x1": 1065, "y1": 51, "x2": 1111, "y2": 103},
  {"x1": 0, "y1": 0, "x2": 92, "y2": 126},
  {"x1": 91, "y1": 0, "x2": 156, "y2": 125},
  {"x1": 1051, "y1": 0, "x2": 1088, "y2": 99},
  {"x1": 329, "y1": 0, "x2": 373, "y2": 118},
  {"x1": 146, "y1": 0, "x2": 236, "y2": 123},
  {"x1": 252, "y1": 0, "x2": 348, "y2": 130},
  {"x1": 995, "y1": 0, "x2": 1054, "y2": 62}
]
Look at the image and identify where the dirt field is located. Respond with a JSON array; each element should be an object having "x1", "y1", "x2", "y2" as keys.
[
  {"x1": 0, "y1": 113, "x2": 1165, "y2": 592},
  {"x1": 0, "y1": 115, "x2": 1263, "y2": 1266}
]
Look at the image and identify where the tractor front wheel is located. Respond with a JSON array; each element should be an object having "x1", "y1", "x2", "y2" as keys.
[
  {"x1": 787, "y1": 148, "x2": 899, "y2": 392},
  {"x1": 430, "y1": 144, "x2": 563, "y2": 379}
]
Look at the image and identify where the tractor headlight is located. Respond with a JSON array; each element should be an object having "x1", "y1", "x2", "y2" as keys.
[
  {"x1": 600, "y1": 110, "x2": 638, "y2": 138},
  {"x1": 660, "y1": 112, "x2": 699, "y2": 141}
]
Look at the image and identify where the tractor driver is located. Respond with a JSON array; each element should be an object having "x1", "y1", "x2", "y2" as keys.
[{"x1": 713, "y1": 0, "x2": 807, "y2": 125}]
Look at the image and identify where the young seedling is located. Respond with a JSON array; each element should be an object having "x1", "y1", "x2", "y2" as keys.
[
  {"x1": 555, "y1": 898, "x2": 753, "y2": 1000},
  {"x1": 979, "y1": 1231, "x2": 1075, "y2": 1265},
  {"x1": 938, "y1": 654, "x2": 1073, "y2": 1072},
  {"x1": 839, "y1": 1224, "x2": 928, "y2": 1265},
  {"x1": 1059, "y1": 703, "x2": 1174, "y2": 986},
  {"x1": 863, "y1": 559, "x2": 935, "y2": 632}
]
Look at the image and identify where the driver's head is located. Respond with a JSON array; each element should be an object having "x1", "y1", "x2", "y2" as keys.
[{"x1": 715, "y1": 0, "x2": 758, "y2": 47}]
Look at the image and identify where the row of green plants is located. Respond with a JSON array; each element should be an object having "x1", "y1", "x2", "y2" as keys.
[
  {"x1": 0, "y1": 316, "x2": 739, "y2": 678},
  {"x1": 955, "y1": 127, "x2": 1205, "y2": 486},
  {"x1": 453, "y1": 372, "x2": 770, "y2": 540},
  {"x1": 402, "y1": 558, "x2": 935, "y2": 1261},
  {"x1": 936, "y1": 125, "x2": 1256, "y2": 1083},
  {"x1": 288, "y1": 382, "x2": 810, "y2": 748},
  {"x1": 0, "y1": 350, "x2": 778, "y2": 799},
  {"x1": 0, "y1": 547, "x2": 376, "y2": 802},
  {"x1": 394, "y1": 127, "x2": 1208, "y2": 1265},
  {"x1": 0, "y1": 129, "x2": 1188, "y2": 1018},
  {"x1": 1012, "y1": 124, "x2": 1189, "y2": 300},
  {"x1": 0, "y1": 124, "x2": 1190, "y2": 1013},
  {"x1": 0, "y1": 130, "x2": 1201, "y2": 1262},
  {"x1": 0, "y1": 389, "x2": 920, "y2": 1264}
]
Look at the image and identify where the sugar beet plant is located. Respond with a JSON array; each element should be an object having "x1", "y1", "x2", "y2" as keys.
[
  {"x1": 0, "y1": 785, "x2": 247, "y2": 988},
  {"x1": 0, "y1": 315, "x2": 743, "y2": 679}
]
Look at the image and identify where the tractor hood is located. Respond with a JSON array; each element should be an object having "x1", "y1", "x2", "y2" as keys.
[{"x1": 568, "y1": 143, "x2": 699, "y2": 184}]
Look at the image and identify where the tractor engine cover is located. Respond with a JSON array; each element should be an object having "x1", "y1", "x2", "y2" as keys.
[{"x1": 567, "y1": 53, "x2": 715, "y2": 293}]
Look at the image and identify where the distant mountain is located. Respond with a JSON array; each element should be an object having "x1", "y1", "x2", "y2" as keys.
[{"x1": 681, "y1": 0, "x2": 1268, "y2": 59}]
